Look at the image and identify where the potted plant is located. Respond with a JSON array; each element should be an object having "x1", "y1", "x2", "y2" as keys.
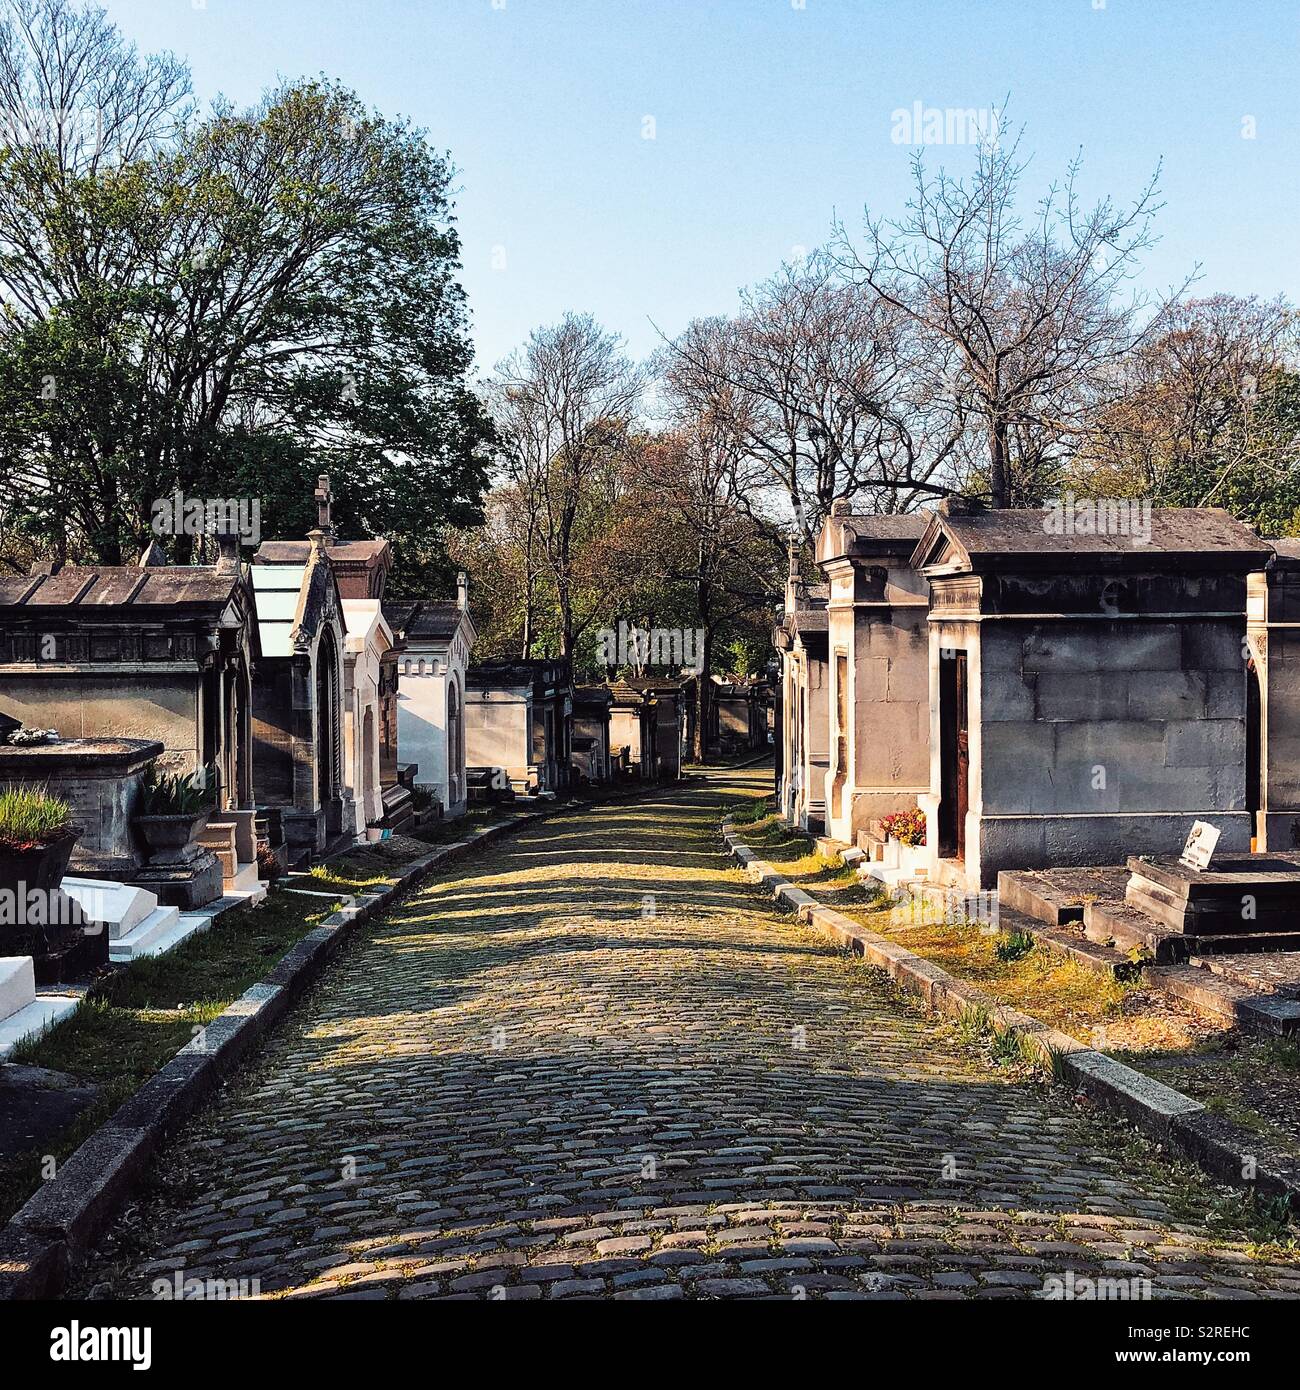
[
  {"x1": 0, "y1": 786, "x2": 81, "y2": 897},
  {"x1": 133, "y1": 763, "x2": 216, "y2": 864},
  {"x1": 879, "y1": 806, "x2": 928, "y2": 878},
  {"x1": 880, "y1": 807, "x2": 926, "y2": 847}
]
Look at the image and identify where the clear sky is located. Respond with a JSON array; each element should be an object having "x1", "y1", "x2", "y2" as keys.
[{"x1": 100, "y1": 0, "x2": 1300, "y2": 374}]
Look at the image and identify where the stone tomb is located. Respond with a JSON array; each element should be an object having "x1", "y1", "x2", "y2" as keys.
[
  {"x1": 249, "y1": 531, "x2": 348, "y2": 858},
  {"x1": 465, "y1": 659, "x2": 573, "y2": 796},
  {"x1": 0, "y1": 540, "x2": 260, "y2": 905},
  {"x1": 912, "y1": 502, "x2": 1271, "y2": 890},
  {"x1": 774, "y1": 545, "x2": 829, "y2": 833},
  {"x1": 384, "y1": 573, "x2": 477, "y2": 819},
  {"x1": 815, "y1": 505, "x2": 929, "y2": 846},
  {"x1": 259, "y1": 482, "x2": 409, "y2": 836},
  {"x1": 624, "y1": 678, "x2": 686, "y2": 779},
  {"x1": 572, "y1": 685, "x2": 613, "y2": 783},
  {"x1": 608, "y1": 679, "x2": 658, "y2": 778},
  {"x1": 1126, "y1": 852, "x2": 1300, "y2": 936}
]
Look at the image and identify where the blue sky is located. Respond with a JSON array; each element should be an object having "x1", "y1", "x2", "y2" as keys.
[{"x1": 101, "y1": 0, "x2": 1300, "y2": 374}]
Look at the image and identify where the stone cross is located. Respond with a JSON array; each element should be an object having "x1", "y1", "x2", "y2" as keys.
[{"x1": 315, "y1": 474, "x2": 333, "y2": 536}]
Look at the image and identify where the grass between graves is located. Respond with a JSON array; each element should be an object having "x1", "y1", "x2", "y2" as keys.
[
  {"x1": 726, "y1": 800, "x2": 1161, "y2": 1046},
  {"x1": 0, "y1": 838, "x2": 447, "y2": 1226},
  {"x1": 725, "y1": 796, "x2": 1300, "y2": 1175}
]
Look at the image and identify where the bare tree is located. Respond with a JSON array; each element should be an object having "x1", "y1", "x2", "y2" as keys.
[
  {"x1": 836, "y1": 126, "x2": 1175, "y2": 507},
  {"x1": 486, "y1": 314, "x2": 642, "y2": 660},
  {"x1": 1076, "y1": 294, "x2": 1300, "y2": 509},
  {"x1": 629, "y1": 407, "x2": 783, "y2": 758},
  {"x1": 664, "y1": 253, "x2": 962, "y2": 543},
  {"x1": 0, "y1": 0, "x2": 192, "y2": 317}
]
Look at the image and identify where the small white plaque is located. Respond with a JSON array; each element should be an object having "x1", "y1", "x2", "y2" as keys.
[{"x1": 1179, "y1": 820, "x2": 1220, "y2": 872}]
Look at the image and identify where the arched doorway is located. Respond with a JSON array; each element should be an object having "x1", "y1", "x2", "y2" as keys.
[
  {"x1": 315, "y1": 629, "x2": 342, "y2": 810},
  {"x1": 447, "y1": 678, "x2": 462, "y2": 806},
  {"x1": 362, "y1": 705, "x2": 377, "y2": 824}
]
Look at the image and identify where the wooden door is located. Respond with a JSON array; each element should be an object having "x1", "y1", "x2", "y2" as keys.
[
  {"x1": 939, "y1": 650, "x2": 969, "y2": 860},
  {"x1": 954, "y1": 652, "x2": 969, "y2": 861}
]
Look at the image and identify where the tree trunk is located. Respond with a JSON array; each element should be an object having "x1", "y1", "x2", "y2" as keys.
[
  {"x1": 989, "y1": 414, "x2": 1009, "y2": 509},
  {"x1": 693, "y1": 626, "x2": 714, "y2": 762}
]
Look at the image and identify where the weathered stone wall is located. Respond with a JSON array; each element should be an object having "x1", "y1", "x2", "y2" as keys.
[
  {"x1": 465, "y1": 690, "x2": 530, "y2": 779},
  {"x1": 980, "y1": 619, "x2": 1247, "y2": 817},
  {"x1": 0, "y1": 675, "x2": 200, "y2": 770}
]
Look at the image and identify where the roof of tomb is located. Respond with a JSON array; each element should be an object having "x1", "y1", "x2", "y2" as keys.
[
  {"x1": 383, "y1": 599, "x2": 464, "y2": 642},
  {"x1": 0, "y1": 564, "x2": 244, "y2": 614},
  {"x1": 818, "y1": 512, "x2": 929, "y2": 564},
  {"x1": 912, "y1": 505, "x2": 1271, "y2": 575}
]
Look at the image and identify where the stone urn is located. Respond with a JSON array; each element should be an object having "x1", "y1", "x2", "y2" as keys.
[{"x1": 133, "y1": 809, "x2": 213, "y2": 866}]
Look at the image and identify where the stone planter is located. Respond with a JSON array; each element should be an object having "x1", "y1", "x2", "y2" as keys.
[
  {"x1": 0, "y1": 827, "x2": 108, "y2": 984},
  {"x1": 134, "y1": 810, "x2": 213, "y2": 866},
  {"x1": 883, "y1": 836, "x2": 929, "y2": 878},
  {"x1": 0, "y1": 825, "x2": 81, "y2": 899}
]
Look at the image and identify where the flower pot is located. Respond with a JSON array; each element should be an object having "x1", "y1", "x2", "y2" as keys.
[
  {"x1": 134, "y1": 810, "x2": 212, "y2": 866},
  {"x1": 0, "y1": 825, "x2": 81, "y2": 898},
  {"x1": 0, "y1": 826, "x2": 94, "y2": 977}
]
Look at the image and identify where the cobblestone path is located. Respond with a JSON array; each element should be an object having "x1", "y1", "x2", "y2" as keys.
[{"x1": 78, "y1": 768, "x2": 1300, "y2": 1300}]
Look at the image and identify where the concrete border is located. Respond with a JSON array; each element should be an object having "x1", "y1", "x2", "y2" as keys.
[
  {"x1": 0, "y1": 777, "x2": 696, "y2": 1300},
  {"x1": 722, "y1": 820, "x2": 1300, "y2": 1210}
]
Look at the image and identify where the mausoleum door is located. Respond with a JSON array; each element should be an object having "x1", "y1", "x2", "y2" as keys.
[
  {"x1": 939, "y1": 651, "x2": 969, "y2": 861},
  {"x1": 315, "y1": 631, "x2": 342, "y2": 807},
  {"x1": 1247, "y1": 659, "x2": 1261, "y2": 846}
]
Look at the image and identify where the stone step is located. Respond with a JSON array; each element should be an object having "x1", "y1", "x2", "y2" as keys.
[
  {"x1": 1193, "y1": 952, "x2": 1300, "y2": 999},
  {"x1": 1145, "y1": 964, "x2": 1300, "y2": 1036},
  {"x1": 997, "y1": 867, "x2": 1129, "y2": 928},
  {"x1": 996, "y1": 905, "x2": 1137, "y2": 979},
  {"x1": 0, "y1": 955, "x2": 35, "y2": 1021},
  {"x1": 60, "y1": 877, "x2": 160, "y2": 939},
  {"x1": 108, "y1": 905, "x2": 195, "y2": 962},
  {"x1": 226, "y1": 861, "x2": 261, "y2": 895},
  {"x1": 1083, "y1": 899, "x2": 1183, "y2": 962},
  {"x1": 0, "y1": 956, "x2": 80, "y2": 1059}
]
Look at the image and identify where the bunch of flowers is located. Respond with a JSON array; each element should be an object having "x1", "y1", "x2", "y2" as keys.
[{"x1": 880, "y1": 807, "x2": 926, "y2": 847}]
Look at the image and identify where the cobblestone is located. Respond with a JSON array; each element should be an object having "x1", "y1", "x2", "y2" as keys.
[{"x1": 74, "y1": 770, "x2": 1300, "y2": 1300}]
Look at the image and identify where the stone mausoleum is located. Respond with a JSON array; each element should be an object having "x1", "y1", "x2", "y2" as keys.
[
  {"x1": 774, "y1": 545, "x2": 829, "y2": 833},
  {"x1": 384, "y1": 574, "x2": 477, "y2": 820},
  {"x1": 815, "y1": 504, "x2": 930, "y2": 846},
  {"x1": 911, "y1": 502, "x2": 1271, "y2": 890}
]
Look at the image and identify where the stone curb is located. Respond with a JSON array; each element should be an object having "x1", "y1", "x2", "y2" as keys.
[
  {"x1": 722, "y1": 820, "x2": 1300, "y2": 1209},
  {"x1": 0, "y1": 776, "x2": 692, "y2": 1300}
]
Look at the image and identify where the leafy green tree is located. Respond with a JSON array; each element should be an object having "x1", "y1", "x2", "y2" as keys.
[{"x1": 0, "y1": 0, "x2": 491, "y2": 580}]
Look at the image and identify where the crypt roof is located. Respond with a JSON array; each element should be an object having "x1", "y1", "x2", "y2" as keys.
[
  {"x1": 0, "y1": 563, "x2": 245, "y2": 614},
  {"x1": 623, "y1": 677, "x2": 686, "y2": 694},
  {"x1": 254, "y1": 538, "x2": 392, "y2": 601},
  {"x1": 817, "y1": 512, "x2": 928, "y2": 565},
  {"x1": 249, "y1": 550, "x2": 343, "y2": 659},
  {"x1": 384, "y1": 599, "x2": 464, "y2": 641},
  {"x1": 607, "y1": 679, "x2": 656, "y2": 708},
  {"x1": 912, "y1": 505, "x2": 1272, "y2": 577},
  {"x1": 574, "y1": 685, "x2": 614, "y2": 710},
  {"x1": 468, "y1": 658, "x2": 570, "y2": 696}
]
